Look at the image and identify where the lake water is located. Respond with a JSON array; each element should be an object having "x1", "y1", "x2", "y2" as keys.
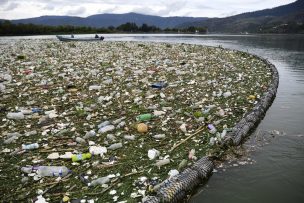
[{"x1": 1, "y1": 34, "x2": 304, "y2": 203}]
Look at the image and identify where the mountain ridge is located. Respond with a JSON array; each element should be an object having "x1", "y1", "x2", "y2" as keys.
[
  {"x1": 178, "y1": 0, "x2": 304, "y2": 33},
  {"x1": 9, "y1": 13, "x2": 207, "y2": 29},
  {"x1": 4, "y1": 0, "x2": 304, "y2": 33}
]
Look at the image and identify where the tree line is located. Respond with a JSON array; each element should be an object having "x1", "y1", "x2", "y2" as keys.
[{"x1": 0, "y1": 20, "x2": 207, "y2": 36}]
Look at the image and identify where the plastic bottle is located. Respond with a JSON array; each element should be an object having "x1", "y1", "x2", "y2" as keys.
[
  {"x1": 112, "y1": 116, "x2": 126, "y2": 125},
  {"x1": 124, "y1": 135, "x2": 135, "y2": 141},
  {"x1": 89, "y1": 85, "x2": 101, "y2": 91},
  {"x1": 98, "y1": 125, "x2": 115, "y2": 133},
  {"x1": 136, "y1": 114, "x2": 153, "y2": 121},
  {"x1": 84, "y1": 130, "x2": 96, "y2": 139},
  {"x1": 36, "y1": 166, "x2": 70, "y2": 177},
  {"x1": 97, "y1": 121, "x2": 110, "y2": 129},
  {"x1": 71, "y1": 153, "x2": 92, "y2": 162},
  {"x1": 21, "y1": 166, "x2": 34, "y2": 174},
  {"x1": 155, "y1": 159, "x2": 170, "y2": 167},
  {"x1": 22, "y1": 143, "x2": 39, "y2": 150},
  {"x1": 20, "y1": 109, "x2": 33, "y2": 115},
  {"x1": 7, "y1": 112, "x2": 25, "y2": 120},
  {"x1": 32, "y1": 108, "x2": 43, "y2": 114},
  {"x1": 153, "y1": 134, "x2": 166, "y2": 139},
  {"x1": 108, "y1": 143, "x2": 122, "y2": 150},
  {"x1": 4, "y1": 132, "x2": 22, "y2": 144},
  {"x1": 75, "y1": 137, "x2": 86, "y2": 144},
  {"x1": 89, "y1": 146, "x2": 107, "y2": 155},
  {"x1": 89, "y1": 176, "x2": 110, "y2": 186},
  {"x1": 207, "y1": 124, "x2": 217, "y2": 134},
  {"x1": 151, "y1": 82, "x2": 168, "y2": 89}
]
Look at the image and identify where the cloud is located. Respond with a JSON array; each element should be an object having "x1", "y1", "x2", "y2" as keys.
[
  {"x1": 43, "y1": 4, "x2": 55, "y2": 10},
  {"x1": 3, "y1": 2, "x2": 19, "y2": 11},
  {"x1": 66, "y1": 6, "x2": 86, "y2": 16},
  {"x1": 0, "y1": 0, "x2": 9, "y2": 5},
  {"x1": 0, "y1": 0, "x2": 298, "y2": 19}
]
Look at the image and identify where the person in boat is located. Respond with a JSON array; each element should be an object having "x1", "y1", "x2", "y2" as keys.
[
  {"x1": 71, "y1": 34, "x2": 74, "y2": 38},
  {"x1": 95, "y1": 34, "x2": 99, "y2": 38},
  {"x1": 100, "y1": 36, "x2": 104, "y2": 40}
]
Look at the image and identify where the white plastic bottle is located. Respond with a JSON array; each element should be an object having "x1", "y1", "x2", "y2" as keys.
[
  {"x1": 36, "y1": 166, "x2": 70, "y2": 177},
  {"x1": 7, "y1": 112, "x2": 25, "y2": 120},
  {"x1": 22, "y1": 143, "x2": 39, "y2": 150},
  {"x1": 89, "y1": 176, "x2": 110, "y2": 186}
]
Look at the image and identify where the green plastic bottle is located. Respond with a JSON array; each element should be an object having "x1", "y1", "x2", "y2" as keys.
[
  {"x1": 71, "y1": 153, "x2": 92, "y2": 162},
  {"x1": 136, "y1": 113, "x2": 153, "y2": 121}
]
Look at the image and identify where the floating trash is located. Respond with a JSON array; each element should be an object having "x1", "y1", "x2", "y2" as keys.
[
  {"x1": 0, "y1": 40, "x2": 273, "y2": 202},
  {"x1": 137, "y1": 123, "x2": 148, "y2": 133}
]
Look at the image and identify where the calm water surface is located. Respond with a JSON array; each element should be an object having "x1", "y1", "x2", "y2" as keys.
[{"x1": 2, "y1": 34, "x2": 304, "y2": 203}]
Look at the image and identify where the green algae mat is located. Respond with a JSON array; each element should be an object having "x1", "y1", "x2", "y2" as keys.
[{"x1": 0, "y1": 40, "x2": 272, "y2": 202}]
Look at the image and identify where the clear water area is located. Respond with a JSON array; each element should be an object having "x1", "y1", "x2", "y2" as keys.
[{"x1": 2, "y1": 34, "x2": 304, "y2": 203}]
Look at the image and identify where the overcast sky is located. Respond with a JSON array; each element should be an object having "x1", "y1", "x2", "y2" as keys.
[{"x1": 0, "y1": 0, "x2": 296, "y2": 20}]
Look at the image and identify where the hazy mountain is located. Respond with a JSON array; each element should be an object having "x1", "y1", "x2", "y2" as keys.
[
  {"x1": 178, "y1": 0, "x2": 304, "y2": 33},
  {"x1": 10, "y1": 12, "x2": 207, "y2": 29}
]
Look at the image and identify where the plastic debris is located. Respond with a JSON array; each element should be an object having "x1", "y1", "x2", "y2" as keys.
[
  {"x1": 89, "y1": 146, "x2": 107, "y2": 156},
  {"x1": 76, "y1": 137, "x2": 86, "y2": 144},
  {"x1": 89, "y1": 176, "x2": 110, "y2": 187},
  {"x1": 4, "y1": 132, "x2": 22, "y2": 144},
  {"x1": 98, "y1": 125, "x2": 115, "y2": 133},
  {"x1": 108, "y1": 143, "x2": 123, "y2": 150},
  {"x1": 47, "y1": 152, "x2": 60, "y2": 160},
  {"x1": 124, "y1": 135, "x2": 135, "y2": 140},
  {"x1": 89, "y1": 85, "x2": 101, "y2": 91},
  {"x1": 72, "y1": 153, "x2": 92, "y2": 162},
  {"x1": 62, "y1": 196, "x2": 70, "y2": 202},
  {"x1": 22, "y1": 143, "x2": 39, "y2": 150},
  {"x1": 188, "y1": 149, "x2": 196, "y2": 160},
  {"x1": 137, "y1": 123, "x2": 148, "y2": 133},
  {"x1": 21, "y1": 166, "x2": 70, "y2": 177},
  {"x1": 180, "y1": 123, "x2": 187, "y2": 133},
  {"x1": 136, "y1": 114, "x2": 153, "y2": 121},
  {"x1": 223, "y1": 91, "x2": 232, "y2": 98},
  {"x1": 208, "y1": 124, "x2": 217, "y2": 134},
  {"x1": 35, "y1": 195, "x2": 48, "y2": 203},
  {"x1": 0, "y1": 40, "x2": 274, "y2": 201},
  {"x1": 151, "y1": 82, "x2": 168, "y2": 89},
  {"x1": 153, "y1": 134, "x2": 166, "y2": 139},
  {"x1": 59, "y1": 152, "x2": 73, "y2": 159},
  {"x1": 155, "y1": 159, "x2": 170, "y2": 167},
  {"x1": 248, "y1": 95, "x2": 256, "y2": 100},
  {"x1": 168, "y1": 169, "x2": 179, "y2": 178},
  {"x1": 84, "y1": 130, "x2": 96, "y2": 139},
  {"x1": 97, "y1": 121, "x2": 111, "y2": 129},
  {"x1": 7, "y1": 112, "x2": 25, "y2": 120},
  {"x1": 148, "y1": 149, "x2": 160, "y2": 160},
  {"x1": 178, "y1": 159, "x2": 188, "y2": 170}
]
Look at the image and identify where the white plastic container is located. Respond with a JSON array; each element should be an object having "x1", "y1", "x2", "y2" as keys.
[
  {"x1": 7, "y1": 112, "x2": 25, "y2": 120},
  {"x1": 22, "y1": 143, "x2": 39, "y2": 150}
]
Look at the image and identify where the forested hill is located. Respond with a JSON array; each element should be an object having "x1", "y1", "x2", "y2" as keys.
[
  {"x1": 178, "y1": 0, "x2": 304, "y2": 33},
  {"x1": 9, "y1": 12, "x2": 207, "y2": 29}
]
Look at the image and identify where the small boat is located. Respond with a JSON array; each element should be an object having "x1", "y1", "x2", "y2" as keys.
[{"x1": 56, "y1": 35, "x2": 104, "y2": 42}]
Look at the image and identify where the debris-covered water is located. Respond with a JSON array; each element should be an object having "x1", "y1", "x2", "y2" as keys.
[{"x1": 0, "y1": 39, "x2": 272, "y2": 202}]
